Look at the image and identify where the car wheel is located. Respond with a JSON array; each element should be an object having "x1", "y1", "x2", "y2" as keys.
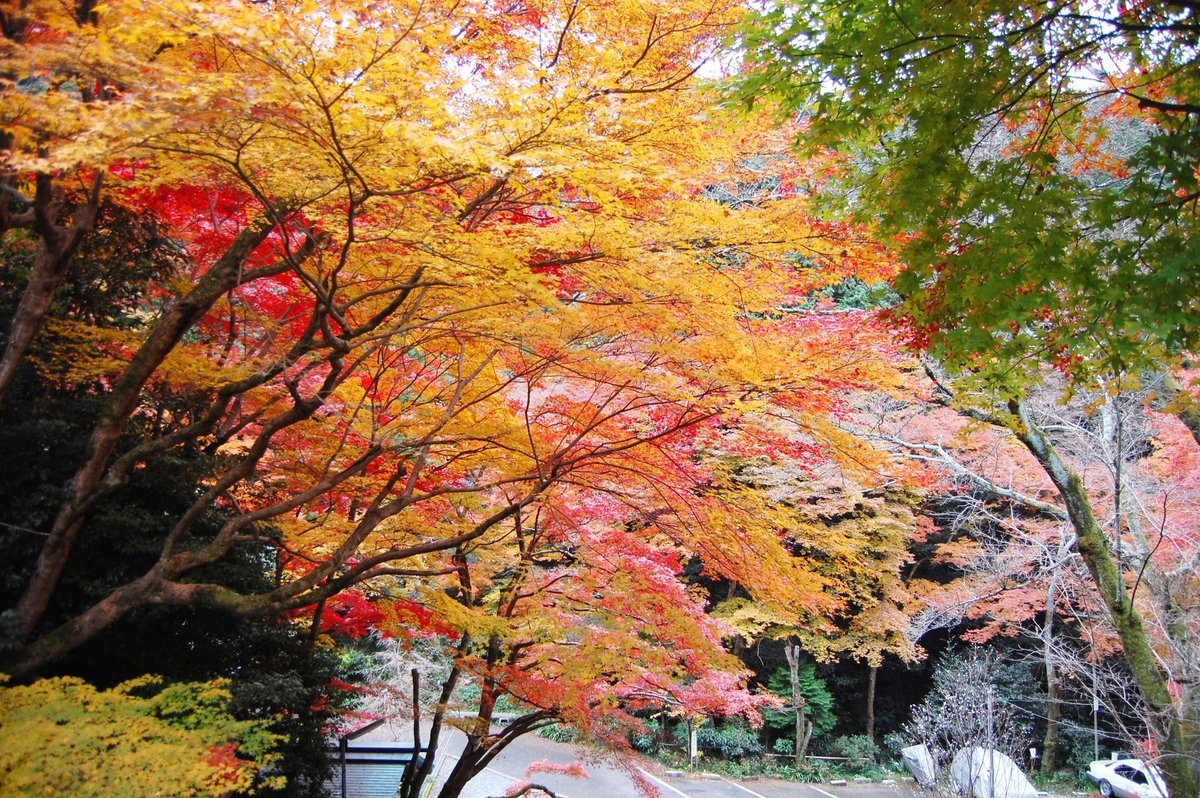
[{"x1": 1098, "y1": 779, "x2": 1114, "y2": 798}]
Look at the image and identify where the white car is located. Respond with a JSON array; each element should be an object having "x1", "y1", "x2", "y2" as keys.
[{"x1": 1086, "y1": 758, "x2": 1169, "y2": 798}]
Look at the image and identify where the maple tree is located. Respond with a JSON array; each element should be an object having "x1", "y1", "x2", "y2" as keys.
[
  {"x1": 879, "y1": 384, "x2": 1114, "y2": 772},
  {"x1": 714, "y1": 458, "x2": 927, "y2": 748},
  {"x1": 333, "y1": 353, "x2": 922, "y2": 795},
  {"x1": 378, "y1": 499, "x2": 781, "y2": 798},
  {"x1": 878, "y1": 367, "x2": 1200, "y2": 783},
  {"x1": 0, "y1": 6, "x2": 908, "y2": 754},
  {"x1": 736, "y1": 0, "x2": 1200, "y2": 392},
  {"x1": 737, "y1": 2, "x2": 1200, "y2": 793}
]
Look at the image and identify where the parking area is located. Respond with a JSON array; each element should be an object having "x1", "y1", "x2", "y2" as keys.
[
  {"x1": 359, "y1": 719, "x2": 919, "y2": 798},
  {"x1": 649, "y1": 771, "x2": 916, "y2": 798}
]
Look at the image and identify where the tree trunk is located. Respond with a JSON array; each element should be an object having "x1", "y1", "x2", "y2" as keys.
[
  {"x1": 1042, "y1": 674, "x2": 1061, "y2": 777},
  {"x1": 431, "y1": 709, "x2": 557, "y2": 798},
  {"x1": 9, "y1": 218, "x2": 280, "y2": 639},
  {"x1": 1011, "y1": 400, "x2": 1197, "y2": 798},
  {"x1": 3, "y1": 575, "x2": 158, "y2": 679},
  {"x1": 435, "y1": 745, "x2": 481, "y2": 798},
  {"x1": 1041, "y1": 567, "x2": 1062, "y2": 776},
  {"x1": 784, "y1": 638, "x2": 812, "y2": 764},
  {"x1": 797, "y1": 709, "x2": 813, "y2": 762},
  {"x1": 399, "y1": 642, "x2": 465, "y2": 798},
  {"x1": 0, "y1": 172, "x2": 103, "y2": 406},
  {"x1": 411, "y1": 629, "x2": 558, "y2": 798},
  {"x1": 866, "y1": 665, "x2": 877, "y2": 741}
]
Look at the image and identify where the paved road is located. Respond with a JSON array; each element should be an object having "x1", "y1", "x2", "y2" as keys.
[
  {"x1": 350, "y1": 719, "x2": 916, "y2": 798},
  {"x1": 449, "y1": 733, "x2": 916, "y2": 798},
  {"x1": 654, "y1": 775, "x2": 914, "y2": 798}
]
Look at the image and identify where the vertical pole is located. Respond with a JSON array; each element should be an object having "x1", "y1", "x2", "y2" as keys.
[
  {"x1": 1092, "y1": 658, "x2": 1100, "y2": 762},
  {"x1": 412, "y1": 668, "x2": 422, "y2": 754},
  {"x1": 401, "y1": 668, "x2": 421, "y2": 798},
  {"x1": 339, "y1": 736, "x2": 347, "y2": 798},
  {"x1": 687, "y1": 716, "x2": 698, "y2": 767},
  {"x1": 987, "y1": 689, "x2": 995, "y2": 798}
]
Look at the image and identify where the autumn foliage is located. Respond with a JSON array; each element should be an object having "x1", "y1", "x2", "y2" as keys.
[
  {"x1": 34, "y1": 0, "x2": 1200, "y2": 794},
  {"x1": 0, "y1": 2, "x2": 913, "y2": 762},
  {"x1": 0, "y1": 676, "x2": 282, "y2": 796}
]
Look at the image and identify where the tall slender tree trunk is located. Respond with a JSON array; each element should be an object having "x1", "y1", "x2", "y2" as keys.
[
  {"x1": 796, "y1": 704, "x2": 813, "y2": 763},
  {"x1": 866, "y1": 665, "x2": 877, "y2": 741},
  {"x1": 399, "y1": 643, "x2": 465, "y2": 798},
  {"x1": 1041, "y1": 568, "x2": 1062, "y2": 776},
  {"x1": 1042, "y1": 674, "x2": 1061, "y2": 777}
]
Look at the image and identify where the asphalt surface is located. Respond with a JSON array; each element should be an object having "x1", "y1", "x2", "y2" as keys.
[
  {"x1": 445, "y1": 732, "x2": 918, "y2": 798},
  {"x1": 350, "y1": 718, "x2": 1081, "y2": 798}
]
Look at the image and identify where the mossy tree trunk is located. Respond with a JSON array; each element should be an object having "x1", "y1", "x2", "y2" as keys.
[{"x1": 1011, "y1": 400, "x2": 1196, "y2": 798}]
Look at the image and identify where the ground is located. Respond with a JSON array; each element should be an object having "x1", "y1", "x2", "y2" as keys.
[{"x1": 352, "y1": 720, "x2": 921, "y2": 798}]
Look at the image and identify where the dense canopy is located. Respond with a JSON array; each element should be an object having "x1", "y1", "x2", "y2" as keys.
[{"x1": 2, "y1": 0, "x2": 1198, "y2": 796}]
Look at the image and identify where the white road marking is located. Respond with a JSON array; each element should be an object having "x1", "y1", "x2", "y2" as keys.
[
  {"x1": 716, "y1": 776, "x2": 770, "y2": 798},
  {"x1": 804, "y1": 785, "x2": 840, "y2": 798},
  {"x1": 482, "y1": 764, "x2": 521, "y2": 783},
  {"x1": 637, "y1": 768, "x2": 695, "y2": 798}
]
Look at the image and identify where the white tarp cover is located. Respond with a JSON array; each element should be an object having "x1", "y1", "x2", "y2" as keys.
[
  {"x1": 901, "y1": 743, "x2": 937, "y2": 788},
  {"x1": 950, "y1": 747, "x2": 1039, "y2": 798}
]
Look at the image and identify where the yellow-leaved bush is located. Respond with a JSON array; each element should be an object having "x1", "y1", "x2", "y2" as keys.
[{"x1": 0, "y1": 675, "x2": 282, "y2": 797}]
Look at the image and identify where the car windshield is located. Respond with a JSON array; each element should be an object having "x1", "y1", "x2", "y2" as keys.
[{"x1": 1141, "y1": 767, "x2": 1168, "y2": 796}]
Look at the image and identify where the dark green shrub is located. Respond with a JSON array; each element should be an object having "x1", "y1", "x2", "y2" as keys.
[
  {"x1": 672, "y1": 718, "x2": 763, "y2": 759},
  {"x1": 630, "y1": 718, "x2": 662, "y2": 752},
  {"x1": 828, "y1": 735, "x2": 879, "y2": 773},
  {"x1": 697, "y1": 719, "x2": 764, "y2": 758},
  {"x1": 536, "y1": 723, "x2": 579, "y2": 743}
]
